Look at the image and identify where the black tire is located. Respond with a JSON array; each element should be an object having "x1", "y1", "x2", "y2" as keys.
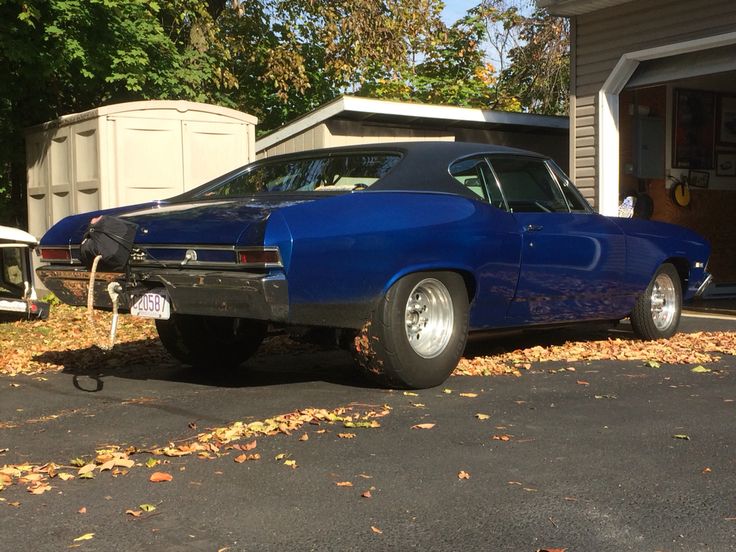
[
  {"x1": 155, "y1": 314, "x2": 267, "y2": 369},
  {"x1": 353, "y1": 272, "x2": 469, "y2": 389},
  {"x1": 630, "y1": 263, "x2": 682, "y2": 340}
]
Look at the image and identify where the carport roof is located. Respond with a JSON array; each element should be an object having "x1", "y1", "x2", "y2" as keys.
[
  {"x1": 255, "y1": 95, "x2": 568, "y2": 152},
  {"x1": 536, "y1": 0, "x2": 634, "y2": 16}
]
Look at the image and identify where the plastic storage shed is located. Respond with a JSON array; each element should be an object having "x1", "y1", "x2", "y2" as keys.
[{"x1": 25, "y1": 100, "x2": 258, "y2": 239}]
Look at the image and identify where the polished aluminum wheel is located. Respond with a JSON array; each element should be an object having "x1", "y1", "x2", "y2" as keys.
[
  {"x1": 650, "y1": 272, "x2": 677, "y2": 331},
  {"x1": 404, "y1": 278, "x2": 454, "y2": 358}
]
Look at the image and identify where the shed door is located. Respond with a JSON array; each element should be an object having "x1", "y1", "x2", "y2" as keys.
[{"x1": 109, "y1": 117, "x2": 184, "y2": 205}]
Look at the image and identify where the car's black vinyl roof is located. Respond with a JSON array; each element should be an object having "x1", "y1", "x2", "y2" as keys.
[{"x1": 264, "y1": 141, "x2": 548, "y2": 198}]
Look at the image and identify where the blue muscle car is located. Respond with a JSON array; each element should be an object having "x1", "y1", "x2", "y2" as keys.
[{"x1": 37, "y1": 142, "x2": 712, "y2": 388}]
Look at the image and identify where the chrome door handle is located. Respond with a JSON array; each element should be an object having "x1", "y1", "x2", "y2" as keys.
[{"x1": 525, "y1": 224, "x2": 543, "y2": 232}]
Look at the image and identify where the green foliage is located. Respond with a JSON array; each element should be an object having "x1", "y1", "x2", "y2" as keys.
[{"x1": 0, "y1": 0, "x2": 570, "y2": 227}]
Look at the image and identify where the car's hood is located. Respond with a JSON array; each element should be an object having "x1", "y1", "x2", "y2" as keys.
[{"x1": 40, "y1": 196, "x2": 317, "y2": 246}]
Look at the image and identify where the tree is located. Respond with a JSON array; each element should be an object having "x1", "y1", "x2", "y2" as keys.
[
  {"x1": 0, "y1": 0, "x2": 231, "y2": 226},
  {"x1": 476, "y1": 0, "x2": 569, "y2": 115}
]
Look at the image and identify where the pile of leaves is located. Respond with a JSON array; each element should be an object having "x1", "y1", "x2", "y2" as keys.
[
  {"x1": 0, "y1": 405, "x2": 389, "y2": 495},
  {"x1": 2, "y1": 304, "x2": 735, "y2": 378},
  {"x1": 0, "y1": 304, "x2": 163, "y2": 376},
  {"x1": 454, "y1": 331, "x2": 736, "y2": 377}
]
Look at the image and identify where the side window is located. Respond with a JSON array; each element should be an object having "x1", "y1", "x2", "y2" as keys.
[
  {"x1": 487, "y1": 157, "x2": 569, "y2": 213},
  {"x1": 547, "y1": 160, "x2": 592, "y2": 213},
  {"x1": 449, "y1": 157, "x2": 506, "y2": 209}
]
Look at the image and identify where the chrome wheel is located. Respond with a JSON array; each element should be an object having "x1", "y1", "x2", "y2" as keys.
[
  {"x1": 650, "y1": 272, "x2": 677, "y2": 331},
  {"x1": 404, "y1": 278, "x2": 454, "y2": 358}
]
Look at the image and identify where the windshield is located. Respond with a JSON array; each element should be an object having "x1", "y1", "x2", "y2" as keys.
[{"x1": 192, "y1": 153, "x2": 402, "y2": 199}]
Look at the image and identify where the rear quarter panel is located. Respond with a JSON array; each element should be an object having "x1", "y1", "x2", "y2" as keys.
[{"x1": 265, "y1": 191, "x2": 522, "y2": 329}]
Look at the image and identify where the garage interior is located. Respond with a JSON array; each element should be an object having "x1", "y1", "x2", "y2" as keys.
[{"x1": 618, "y1": 47, "x2": 736, "y2": 292}]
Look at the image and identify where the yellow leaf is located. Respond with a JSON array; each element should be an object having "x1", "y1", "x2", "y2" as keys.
[
  {"x1": 458, "y1": 471, "x2": 470, "y2": 480},
  {"x1": 411, "y1": 423, "x2": 435, "y2": 430},
  {"x1": 284, "y1": 460, "x2": 297, "y2": 468},
  {"x1": 145, "y1": 458, "x2": 159, "y2": 469},
  {"x1": 475, "y1": 413, "x2": 490, "y2": 420},
  {"x1": 402, "y1": 391, "x2": 418, "y2": 396},
  {"x1": 73, "y1": 533, "x2": 95, "y2": 542},
  {"x1": 443, "y1": 389, "x2": 452, "y2": 394},
  {"x1": 335, "y1": 481, "x2": 353, "y2": 487},
  {"x1": 459, "y1": 393, "x2": 478, "y2": 398},
  {"x1": 691, "y1": 365, "x2": 711, "y2": 373},
  {"x1": 139, "y1": 504, "x2": 156, "y2": 512}
]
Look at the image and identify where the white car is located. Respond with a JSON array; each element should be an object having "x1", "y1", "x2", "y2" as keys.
[{"x1": 0, "y1": 225, "x2": 49, "y2": 320}]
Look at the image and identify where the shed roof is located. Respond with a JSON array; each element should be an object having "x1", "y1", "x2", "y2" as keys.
[
  {"x1": 27, "y1": 100, "x2": 257, "y2": 133},
  {"x1": 255, "y1": 95, "x2": 568, "y2": 152}
]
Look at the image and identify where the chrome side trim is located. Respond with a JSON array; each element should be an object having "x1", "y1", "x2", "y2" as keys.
[{"x1": 695, "y1": 273, "x2": 713, "y2": 298}]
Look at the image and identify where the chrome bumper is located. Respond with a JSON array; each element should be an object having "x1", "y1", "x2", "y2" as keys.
[
  {"x1": 36, "y1": 266, "x2": 289, "y2": 322},
  {"x1": 694, "y1": 273, "x2": 713, "y2": 298}
]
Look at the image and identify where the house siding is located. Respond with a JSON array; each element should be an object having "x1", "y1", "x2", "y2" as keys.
[{"x1": 571, "y1": 0, "x2": 736, "y2": 204}]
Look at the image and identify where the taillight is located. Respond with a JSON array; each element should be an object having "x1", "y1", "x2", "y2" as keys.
[
  {"x1": 39, "y1": 248, "x2": 71, "y2": 262},
  {"x1": 236, "y1": 248, "x2": 282, "y2": 267}
]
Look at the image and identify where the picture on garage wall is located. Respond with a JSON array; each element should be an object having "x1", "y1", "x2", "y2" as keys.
[
  {"x1": 717, "y1": 94, "x2": 736, "y2": 146},
  {"x1": 673, "y1": 89, "x2": 715, "y2": 170}
]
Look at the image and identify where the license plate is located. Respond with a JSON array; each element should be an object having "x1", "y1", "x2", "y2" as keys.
[{"x1": 130, "y1": 289, "x2": 171, "y2": 320}]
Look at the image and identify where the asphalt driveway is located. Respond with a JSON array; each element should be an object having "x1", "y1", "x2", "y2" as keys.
[{"x1": 1, "y1": 314, "x2": 735, "y2": 551}]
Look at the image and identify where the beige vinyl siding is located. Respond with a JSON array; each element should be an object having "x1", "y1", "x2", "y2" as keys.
[
  {"x1": 257, "y1": 124, "x2": 329, "y2": 158},
  {"x1": 570, "y1": 0, "x2": 736, "y2": 206}
]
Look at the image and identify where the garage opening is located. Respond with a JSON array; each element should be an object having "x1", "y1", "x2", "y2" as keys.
[{"x1": 618, "y1": 51, "x2": 736, "y2": 292}]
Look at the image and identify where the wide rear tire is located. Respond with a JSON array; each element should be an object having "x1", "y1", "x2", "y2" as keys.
[
  {"x1": 353, "y1": 272, "x2": 469, "y2": 389},
  {"x1": 630, "y1": 263, "x2": 682, "y2": 340},
  {"x1": 156, "y1": 314, "x2": 267, "y2": 369}
]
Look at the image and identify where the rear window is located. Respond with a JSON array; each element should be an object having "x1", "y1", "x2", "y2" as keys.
[{"x1": 193, "y1": 153, "x2": 402, "y2": 198}]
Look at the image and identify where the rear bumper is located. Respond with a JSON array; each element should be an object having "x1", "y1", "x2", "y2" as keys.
[
  {"x1": 36, "y1": 266, "x2": 289, "y2": 322},
  {"x1": 0, "y1": 298, "x2": 49, "y2": 320}
]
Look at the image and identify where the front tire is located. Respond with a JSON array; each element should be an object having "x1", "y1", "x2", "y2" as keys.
[
  {"x1": 353, "y1": 272, "x2": 469, "y2": 389},
  {"x1": 156, "y1": 314, "x2": 267, "y2": 369},
  {"x1": 630, "y1": 263, "x2": 682, "y2": 340}
]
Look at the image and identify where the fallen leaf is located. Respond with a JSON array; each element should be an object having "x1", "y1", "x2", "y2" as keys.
[
  {"x1": 58, "y1": 473, "x2": 75, "y2": 481},
  {"x1": 475, "y1": 413, "x2": 490, "y2": 420},
  {"x1": 403, "y1": 391, "x2": 418, "y2": 397},
  {"x1": 234, "y1": 453, "x2": 260, "y2": 463},
  {"x1": 78, "y1": 472, "x2": 95, "y2": 480},
  {"x1": 361, "y1": 490, "x2": 372, "y2": 498},
  {"x1": 411, "y1": 423, "x2": 436, "y2": 430},
  {"x1": 458, "y1": 471, "x2": 470, "y2": 480},
  {"x1": 73, "y1": 533, "x2": 95, "y2": 542},
  {"x1": 371, "y1": 526, "x2": 383, "y2": 535},
  {"x1": 299, "y1": 434, "x2": 309, "y2": 442},
  {"x1": 411, "y1": 403, "x2": 426, "y2": 408},
  {"x1": 576, "y1": 380, "x2": 589, "y2": 386},
  {"x1": 126, "y1": 509, "x2": 142, "y2": 517},
  {"x1": 691, "y1": 365, "x2": 711, "y2": 373},
  {"x1": 77, "y1": 463, "x2": 96, "y2": 476},
  {"x1": 78, "y1": 507, "x2": 87, "y2": 514},
  {"x1": 139, "y1": 504, "x2": 156, "y2": 512},
  {"x1": 672, "y1": 434, "x2": 691, "y2": 440},
  {"x1": 149, "y1": 472, "x2": 173, "y2": 483},
  {"x1": 459, "y1": 393, "x2": 478, "y2": 398},
  {"x1": 335, "y1": 481, "x2": 353, "y2": 487},
  {"x1": 492, "y1": 434, "x2": 512, "y2": 441},
  {"x1": 242, "y1": 440, "x2": 257, "y2": 451},
  {"x1": 442, "y1": 388, "x2": 452, "y2": 394},
  {"x1": 338, "y1": 433, "x2": 356, "y2": 439},
  {"x1": 702, "y1": 467, "x2": 712, "y2": 474},
  {"x1": 275, "y1": 453, "x2": 286, "y2": 460},
  {"x1": 145, "y1": 458, "x2": 159, "y2": 469},
  {"x1": 284, "y1": 460, "x2": 297, "y2": 469},
  {"x1": 645, "y1": 360, "x2": 661, "y2": 369}
]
